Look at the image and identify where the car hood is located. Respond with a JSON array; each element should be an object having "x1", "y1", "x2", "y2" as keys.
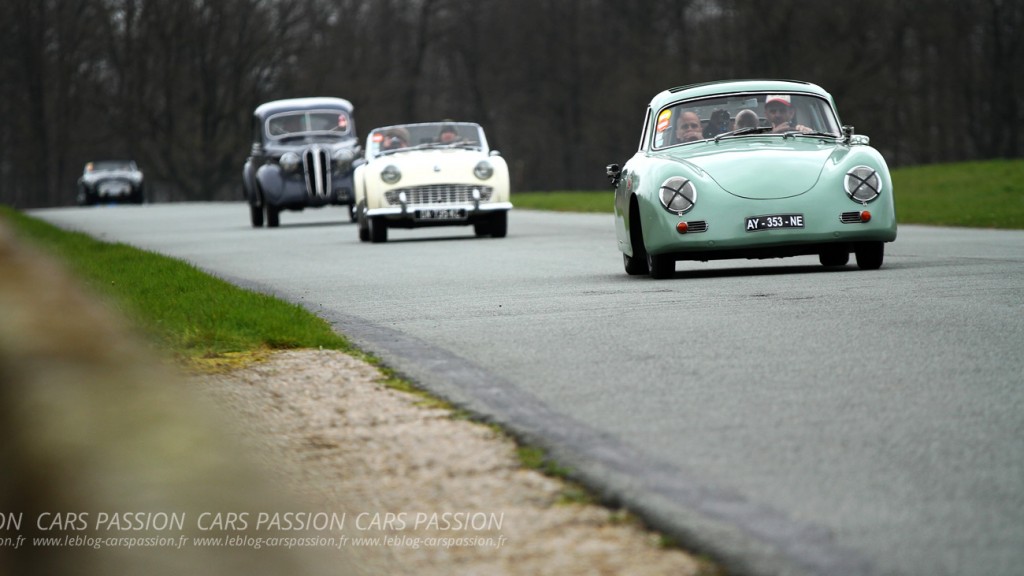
[{"x1": 663, "y1": 140, "x2": 838, "y2": 199}]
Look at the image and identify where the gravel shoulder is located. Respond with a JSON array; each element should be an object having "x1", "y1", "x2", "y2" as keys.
[{"x1": 198, "y1": 349, "x2": 710, "y2": 575}]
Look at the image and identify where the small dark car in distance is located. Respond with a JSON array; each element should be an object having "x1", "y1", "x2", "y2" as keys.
[
  {"x1": 76, "y1": 160, "x2": 145, "y2": 205},
  {"x1": 242, "y1": 97, "x2": 362, "y2": 227}
]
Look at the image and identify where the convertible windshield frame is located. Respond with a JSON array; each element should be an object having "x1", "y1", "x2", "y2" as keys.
[{"x1": 366, "y1": 122, "x2": 488, "y2": 160}]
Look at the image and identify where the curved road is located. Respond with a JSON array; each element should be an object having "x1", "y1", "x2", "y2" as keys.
[{"x1": 31, "y1": 203, "x2": 1024, "y2": 576}]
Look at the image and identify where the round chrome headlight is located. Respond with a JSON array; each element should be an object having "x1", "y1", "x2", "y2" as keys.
[
  {"x1": 845, "y1": 166, "x2": 882, "y2": 203},
  {"x1": 473, "y1": 160, "x2": 494, "y2": 180},
  {"x1": 381, "y1": 164, "x2": 401, "y2": 185},
  {"x1": 279, "y1": 152, "x2": 300, "y2": 173},
  {"x1": 333, "y1": 147, "x2": 355, "y2": 167},
  {"x1": 659, "y1": 177, "x2": 697, "y2": 215}
]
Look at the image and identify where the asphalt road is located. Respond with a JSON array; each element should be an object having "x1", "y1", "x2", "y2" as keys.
[{"x1": 30, "y1": 203, "x2": 1024, "y2": 576}]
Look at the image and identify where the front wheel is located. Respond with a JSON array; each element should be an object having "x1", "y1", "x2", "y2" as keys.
[
  {"x1": 819, "y1": 248, "x2": 849, "y2": 267},
  {"x1": 623, "y1": 252, "x2": 648, "y2": 275},
  {"x1": 250, "y1": 201, "x2": 264, "y2": 228},
  {"x1": 647, "y1": 252, "x2": 674, "y2": 279},
  {"x1": 266, "y1": 204, "x2": 280, "y2": 228},
  {"x1": 368, "y1": 217, "x2": 387, "y2": 243},
  {"x1": 855, "y1": 242, "x2": 884, "y2": 270}
]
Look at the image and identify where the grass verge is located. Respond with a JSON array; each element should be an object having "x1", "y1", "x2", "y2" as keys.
[
  {"x1": 0, "y1": 205, "x2": 351, "y2": 369},
  {"x1": 514, "y1": 159, "x2": 1024, "y2": 229}
]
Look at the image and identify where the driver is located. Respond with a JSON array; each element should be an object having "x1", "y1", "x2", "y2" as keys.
[{"x1": 765, "y1": 95, "x2": 811, "y2": 133}]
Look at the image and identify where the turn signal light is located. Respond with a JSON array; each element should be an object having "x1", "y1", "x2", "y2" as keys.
[
  {"x1": 861, "y1": 211, "x2": 872, "y2": 223},
  {"x1": 676, "y1": 221, "x2": 689, "y2": 234}
]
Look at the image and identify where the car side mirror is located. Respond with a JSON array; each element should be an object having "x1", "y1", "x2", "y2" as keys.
[
  {"x1": 606, "y1": 163, "x2": 621, "y2": 187},
  {"x1": 843, "y1": 125, "x2": 870, "y2": 146}
]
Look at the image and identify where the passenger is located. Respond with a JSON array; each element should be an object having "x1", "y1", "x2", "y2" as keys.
[
  {"x1": 735, "y1": 109, "x2": 760, "y2": 129},
  {"x1": 437, "y1": 124, "x2": 460, "y2": 144},
  {"x1": 764, "y1": 95, "x2": 811, "y2": 133},
  {"x1": 675, "y1": 111, "x2": 703, "y2": 143},
  {"x1": 381, "y1": 126, "x2": 410, "y2": 150},
  {"x1": 704, "y1": 109, "x2": 733, "y2": 138}
]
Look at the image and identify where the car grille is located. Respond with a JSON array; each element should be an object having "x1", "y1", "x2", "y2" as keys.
[
  {"x1": 840, "y1": 211, "x2": 864, "y2": 223},
  {"x1": 384, "y1": 185, "x2": 493, "y2": 206},
  {"x1": 303, "y1": 147, "x2": 331, "y2": 197}
]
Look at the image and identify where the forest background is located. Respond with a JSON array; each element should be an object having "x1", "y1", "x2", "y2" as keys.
[{"x1": 1, "y1": 0, "x2": 1021, "y2": 207}]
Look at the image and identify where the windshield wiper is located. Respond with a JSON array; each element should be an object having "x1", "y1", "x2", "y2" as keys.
[
  {"x1": 793, "y1": 131, "x2": 841, "y2": 139},
  {"x1": 714, "y1": 126, "x2": 772, "y2": 142}
]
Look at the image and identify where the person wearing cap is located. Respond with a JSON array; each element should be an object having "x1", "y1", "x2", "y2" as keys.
[{"x1": 764, "y1": 95, "x2": 811, "y2": 133}]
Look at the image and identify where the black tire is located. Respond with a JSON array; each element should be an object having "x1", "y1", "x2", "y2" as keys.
[
  {"x1": 349, "y1": 204, "x2": 357, "y2": 223},
  {"x1": 819, "y1": 248, "x2": 850, "y2": 267},
  {"x1": 266, "y1": 204, "x2": 280, "y2": 228},
  {"x1": 624, "y1": 197, "x2": 650, "y2": 275},
  {"x1": 250, "y1": 201, "x2": 264, "y2": 228},
  {"x1": 855, "y1": 241, "x2": 884, "y2": 270},
  {"x1": 356, "y1": 203, "x2": 370, "y2": 242},
  {"x1": 368, "y1": 217, "x2": 387, "y2": 243},
  {"x1": 647, "y1": 252, "x2": 674, "y2": 279},
  {"x1": 473, "y1": 220, "x2": 491, "y2": 237},
  {"x1": 623, "y1": 253, "x2": 648, "y2": 275},
  {"x1": 489, "y1": 211, "x2": 508, "y2": 238}
]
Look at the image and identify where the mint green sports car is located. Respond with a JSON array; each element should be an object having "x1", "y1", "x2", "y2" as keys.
[{"x1": 609, "y1": 80, "x2": 897, "y2": 279}]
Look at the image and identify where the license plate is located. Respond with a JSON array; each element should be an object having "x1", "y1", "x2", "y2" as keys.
[
  {"x1": 415, "y1": 208, "x2": 467, "y2": 220},
  {"x1": 745, "y1": 214, "x2": 804, "y2": 232}
]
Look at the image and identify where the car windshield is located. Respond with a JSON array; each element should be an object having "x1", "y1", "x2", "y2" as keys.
[
  {"x1": 366, "y1": 122, "x2": 486, "y2": 159},
  {"x1": 266, "y1": 110, "x2": 353, "y2": 140},
  {"x1": 652, "y1": 92, "x2": 841, "y2": 149},
  {"x1": 88, "y1": 160, "x2": 135, "y2": 172}
]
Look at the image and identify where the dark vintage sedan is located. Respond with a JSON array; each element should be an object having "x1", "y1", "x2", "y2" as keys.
[
  {"x1": 76, "y1": 160, "x2": 145, "y2": 205},
  {"x1": 242, "y1": 97, "x2": 362, "y2": 227}
]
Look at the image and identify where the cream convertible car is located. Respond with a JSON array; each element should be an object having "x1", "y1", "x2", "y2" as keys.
[{"x1": 354, "y1": 122, "x2": 512, "y2": 243}]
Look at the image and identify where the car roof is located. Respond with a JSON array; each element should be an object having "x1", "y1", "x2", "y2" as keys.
[
  {"x1": 649, "y1": 79, "x2": 833, "y2": 110},
  {"x1": 253, "y1": 97, "x2": 354, "y2": 118}
]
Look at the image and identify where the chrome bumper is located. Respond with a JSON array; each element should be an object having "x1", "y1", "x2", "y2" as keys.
[{"x1": 366, "y1": 201, "x2": 513, "y2": 218}]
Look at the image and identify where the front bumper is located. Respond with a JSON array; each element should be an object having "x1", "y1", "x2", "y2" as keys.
[
  {"x1": 366, "y1": 201, "x2": 513, "y2": 220},
  {"x1": 642, "y1": 193, "x2": 897, "y2": 260}
]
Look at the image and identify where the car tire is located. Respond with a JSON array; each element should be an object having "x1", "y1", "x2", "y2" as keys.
[
  {"x1": 266, "y1": 204, "x2": 280, "y2": 228},
  {"x1": 623, "y1": 253, "x2": 648, "y2": 275},
  {"x1": 356, "y1": 203, "x2": 370, "y2": 242},
  {"x1": 349, "y1": 204, "x2": 357, "y2": 223},
  {"x1": 250, "y1": 201, "x2": 264, "y2": 228},
  {"x1": 624, "y1": 198, "x2": 650, "y2": 275},
  {"x1": 473, "y1": 220, "x2": 492, "y2": 237},
  {"x1": 647, "y1": 252, "x2": 674, "y2": 279},
  {"x1": 489, "y1": 212, "x2": 508, "y2": 238},
  {"x1": 855, "y1": 241, "x2": 884, "y2": 270},
  {"x1": 369, "y1": 217, "x2": 387, "y2": 243},
  {"x1": 819, "y1": 248, "x2": 850, "y2": 267}
]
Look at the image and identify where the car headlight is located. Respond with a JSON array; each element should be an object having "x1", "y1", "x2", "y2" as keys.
[
  {"x1": 473, "y1": 160, "x2": 494, "y2": 180},
  {"x1": 658, "y1": 176, "x2": 696, "y2": 215},
  {"x1": 333, "y1": 148, "x2": 355, "y2": 167},
  {"x1": 845, "y1": 166, "x2": 882, "y2": 203},
  {"x1": 381, "y1": 164, "x2": 401, "y2": 184},
  {"x1": 280, "y1": 152, "x2": 300, "y2": 173}
]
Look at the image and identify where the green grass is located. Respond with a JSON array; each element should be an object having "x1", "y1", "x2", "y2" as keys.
[
  {"x1": 891, "y1": 159, "x2": 1024, "y2": 229},
  {"x1": 514, "y1": 159, "x2": 1024, "y2": 229},
  {"x1": 0, "y1": 205, "x2": 351, "y2": 364}
]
